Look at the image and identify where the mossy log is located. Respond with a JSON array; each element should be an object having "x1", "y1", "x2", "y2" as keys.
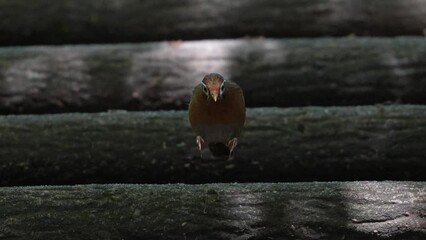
[
  {"x1": 1, "y1": 0, "x2": 426, "y2": 46},
  {"x1": 0, "y1": 106, "x2": 425, "y2": 186},
  {"x1": 1, "y1": 38, "x2": 426, "y2": 114},
  {"x1": 0, "y1": 182, "x2": 425, "y2": 239}
]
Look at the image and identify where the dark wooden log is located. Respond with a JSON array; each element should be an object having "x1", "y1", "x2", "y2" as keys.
[
  {"x1": 0, "y1": 106, "x2": 425, "y2": 186},
  {"x1": 0, "y1": 182, "x2": 425, "y2": 240},
  {"x1": 1, "y1": 0, "x2": 426, "y2": 46},
  {"x1": 1, "y1": 38, "x2": 426, "y2": 114}
]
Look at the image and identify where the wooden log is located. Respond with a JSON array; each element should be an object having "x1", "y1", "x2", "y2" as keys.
[
  {"x1": 1, "y1": 0, "x2": 426, "y2": 46},
  {"x1": 0, "y1": 106, "x2": 425, "y2": 186},
  {"x1": 1, "y1": 38, "x2": 426, "y2": 114},
  {"x1": 0, "y1": 182, "x2": 424, "y2": 239}
]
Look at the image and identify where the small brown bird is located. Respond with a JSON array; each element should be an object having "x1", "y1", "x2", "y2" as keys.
[{"x1": 188, "y1": 73, "x2": 245, "y2": 160}]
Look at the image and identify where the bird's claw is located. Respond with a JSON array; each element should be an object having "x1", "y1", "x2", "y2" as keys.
[
  {"x1": 196, "y1": 136, "x2": 205, "y2": 151},
  {"x1": 227, "y1": 138, "x2": 238, "y2": 160}
]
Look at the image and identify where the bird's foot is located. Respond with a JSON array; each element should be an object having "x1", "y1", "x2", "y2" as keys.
[
  {"x1": 227, "y1": 138, "x2": 238, "y2": 160},
  {"x1": 196, "y1": 136, "x2": 205, "y2": 151}
]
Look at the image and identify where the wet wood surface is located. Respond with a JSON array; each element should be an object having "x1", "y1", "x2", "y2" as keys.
[
  {"x1": 1, "y1": 0, "x2": 426, "y2": 46},
  {"x1": 1, "y1": 38, "x2": 426, "y2": 114},
  {"x1": 0, "y1": 106, "x2": 425, "y2": 186},
  {"x1": 0, "y1": 182, "x2": 424, "y2": 240}
]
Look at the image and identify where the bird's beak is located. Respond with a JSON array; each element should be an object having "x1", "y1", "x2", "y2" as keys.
[{"x1": 211, "y1": 92, "x2": 219, "y2": 102}]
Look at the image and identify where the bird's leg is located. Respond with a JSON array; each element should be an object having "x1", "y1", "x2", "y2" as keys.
[
  {"x1": 196, "y1": 136, "x2": 205, "y2": 151},
  {"x1": 227, "y1": 138, "x2": 238, "y2": 159}
]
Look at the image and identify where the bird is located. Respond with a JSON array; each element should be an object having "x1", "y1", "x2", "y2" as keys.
[{"x1": 188, "y1": 73, "x2": 245, "y2": 160}]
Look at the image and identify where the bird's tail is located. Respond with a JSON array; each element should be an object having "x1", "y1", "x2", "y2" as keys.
[{"x1": 200, "y1": 142, "x2": 232, "y2": 160}]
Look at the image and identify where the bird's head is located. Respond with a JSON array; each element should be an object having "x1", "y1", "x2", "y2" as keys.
[{"x1": 201, "y1": 73, "x2": 226, "y2": 102}]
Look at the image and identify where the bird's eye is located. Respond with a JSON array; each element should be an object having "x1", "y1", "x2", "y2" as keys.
[
  {"x1": 202, "y1": 85, "x2": 209, "y2": 95},
  {"x1": 220, "y1": 82, "x2": 225, "y2": 95}
]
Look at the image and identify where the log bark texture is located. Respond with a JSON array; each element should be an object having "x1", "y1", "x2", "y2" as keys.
[
  {"x1": 0, "y1": 182, "x2": 425, "y2": 240},
  {"x1": 0, "y1": 0, "x2": 426, "y2": 46},
  {"x1": 0, "y1": 106, "x2": 425, "y2": 186},
  {"x1": 1, "y1": 38, "x2": 426, "y2": 114}
]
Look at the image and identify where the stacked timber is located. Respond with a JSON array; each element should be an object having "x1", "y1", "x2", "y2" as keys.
[{"x1": 0, "y1": 0, "x2": 425, "y2": 239}]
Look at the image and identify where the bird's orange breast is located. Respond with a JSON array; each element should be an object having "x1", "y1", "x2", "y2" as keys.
[{"x1": 188, "y1": 82, "x2": 245, "y2": 139}]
